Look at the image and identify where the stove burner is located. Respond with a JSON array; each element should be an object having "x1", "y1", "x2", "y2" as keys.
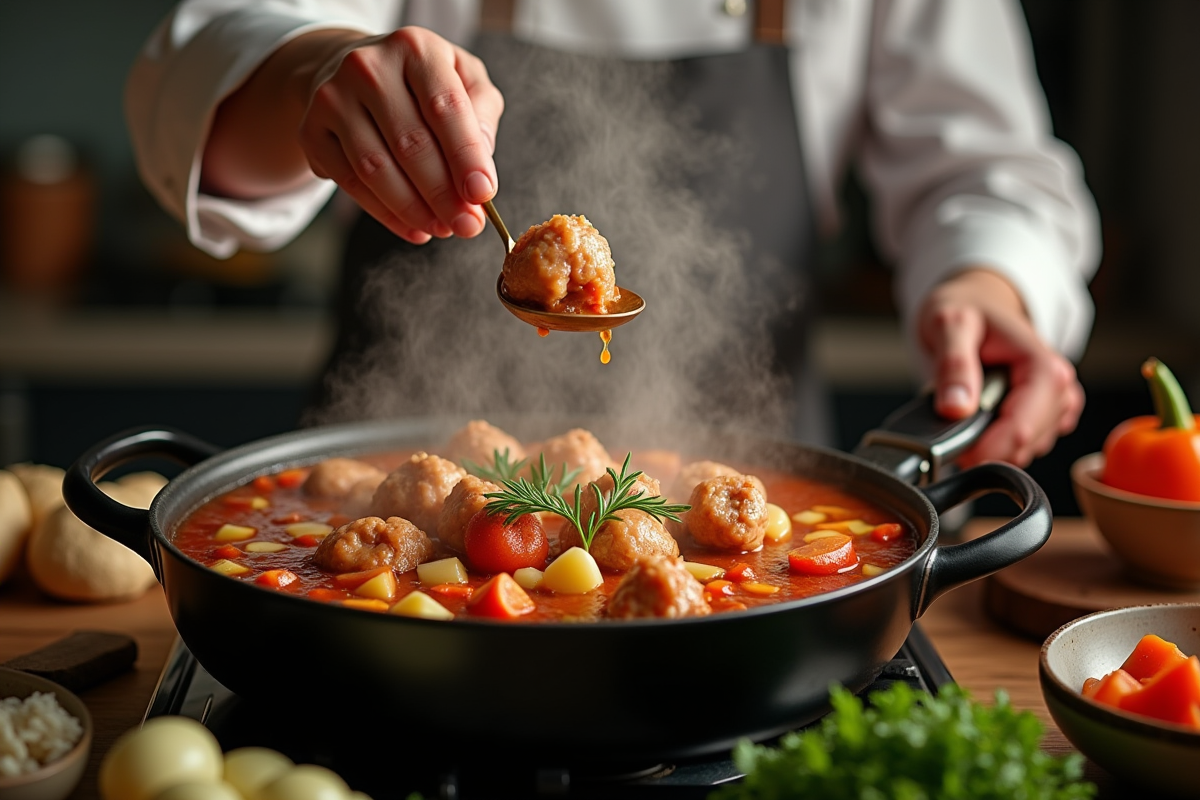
[{"x1": 146, "y1": 623, "x2": 951, "y2": 799}]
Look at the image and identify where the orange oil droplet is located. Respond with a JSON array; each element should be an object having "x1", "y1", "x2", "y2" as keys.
[
  {"x1": 537, "y1": 327, "x2": 550, "y2": 337},
  {"x1": 599, "y1": 330, "x2": 612, "y2": 364}
]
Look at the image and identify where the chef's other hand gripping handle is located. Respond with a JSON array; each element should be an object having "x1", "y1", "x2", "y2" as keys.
[
  {"x1": 62, "y1": 426, "x2": 221, "y2": 563},
  {"x1": 913, "y1": 461, "x2": 1051, "y2": 618}
]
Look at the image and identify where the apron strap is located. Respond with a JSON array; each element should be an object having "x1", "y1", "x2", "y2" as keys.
[{"x1": 478, "y1": 0, "x2": 786, "y2": 43}]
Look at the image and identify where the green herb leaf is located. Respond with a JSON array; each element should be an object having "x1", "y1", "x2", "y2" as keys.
[
  {"x1": 710, "y1": 682, "x2": 1095, "y2": 800},
  {"x1": 460, "y1": 448, "x2": 528, "y2": 484},
  {"x1": 482, "y1": 452, "x2": 691, "y2": 551}
]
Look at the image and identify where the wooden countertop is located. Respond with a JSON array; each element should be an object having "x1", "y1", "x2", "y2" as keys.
[{"x1": 0, "y1": 517, "x2": 1158, "y2": 798}]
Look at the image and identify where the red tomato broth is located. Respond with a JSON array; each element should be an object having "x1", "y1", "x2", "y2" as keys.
[{"x1": 171, "y1": 449, "x2": 918, "y2": 622}]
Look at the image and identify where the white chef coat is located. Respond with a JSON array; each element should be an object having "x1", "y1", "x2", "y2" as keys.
[{"x1": 125, "y1": 0, "x2": 1102, "y2": 362}]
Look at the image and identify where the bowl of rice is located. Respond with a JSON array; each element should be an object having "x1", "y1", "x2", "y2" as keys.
[{"x1": 0, "y1": 667, "x2": 91, "y2": 800}]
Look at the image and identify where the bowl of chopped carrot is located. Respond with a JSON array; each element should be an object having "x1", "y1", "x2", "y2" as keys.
[{"x1": 1040, "y1": 603, "x2": 1200, "y2": 797}]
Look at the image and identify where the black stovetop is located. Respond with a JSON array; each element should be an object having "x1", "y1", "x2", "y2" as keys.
[{"x1": 145, "y1": 623, "x2": 952, "y2": 799}]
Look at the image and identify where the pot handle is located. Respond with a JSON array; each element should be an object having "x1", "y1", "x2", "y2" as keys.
[
  {"x1": 913, "y1": 461, "x2": 1051, "y2": 618},
  {"x1": 62, "y1": 426, "x2": 222, "y2": 563},
  {"x1": 853, "y1": 369, "x2": 1008, "y2": 484}
]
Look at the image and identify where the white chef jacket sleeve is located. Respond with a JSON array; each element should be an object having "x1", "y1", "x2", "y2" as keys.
[
  {"x1": 857, "y1": 0, "x2": 1101, "y2": 364},
  {"x1": 125, "y1": 1, "x2": 399, "y2": 259}
]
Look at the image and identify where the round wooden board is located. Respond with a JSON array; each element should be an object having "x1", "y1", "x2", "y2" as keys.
[{"x1": 982, "y1": 518, "x2": 1200, "y2": 642}]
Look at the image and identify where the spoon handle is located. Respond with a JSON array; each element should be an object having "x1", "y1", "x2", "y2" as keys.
[{"x1": 482, "y1": 199, "x2": 515, "y2": 254}]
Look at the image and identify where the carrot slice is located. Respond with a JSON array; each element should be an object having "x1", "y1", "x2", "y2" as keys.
[
  {"x1": 1119, "y1": 655, "x2": 1200, "y2": 727},
  {"x1": 429, "y1": 583, "x2": 475, "y2": 599},
  {"x1": 788, "y1": 535, "x2": 858, "y2": 576},
  {"x1": 253, "y1": 475, "x2": 275, "y2": 493},
  {"x1": 467, "y1": 573, "x2": 535, "y2": 619},
  {"x1": 725, "y1": 563, "x2": 758, "y2": 583},
  {"x1": 291, "y1": 534, "x2": 324, "y2": 547},
  {"x1": 1082, "y1": 677, "x2": 1102, "y2": 698},
  {"x1": 212, "y1": 544, "x2": 242, "y2": 561},
  {"x1": 704, "y1": 580, "x2": 735, "y2": 599},
  {"x1": 871, "y1": 523, "x2": 903, "y2": 543},
  {"x1": 307, "y1": 588, "x2": 345, "y2": 602},
  {"x1": 1088, "y1": 668, "x2": 1142, "y2": 708},
  {"x1": 332, "y1": 566, "x2": 390, "y2": 590},
  {"x1": 1120, "y1": 634, "x2": 1189, "y2": 683},
  {"x1": 255, "y1": 569, "x2": 298, "y2": 589},
  {"x1": 275, "y1": 469, "x2": 307, "y2": 489}
]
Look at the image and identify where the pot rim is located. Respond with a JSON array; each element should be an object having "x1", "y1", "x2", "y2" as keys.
[{"x1": 145, "y1": 415, "x2": 943, "y2": 630}]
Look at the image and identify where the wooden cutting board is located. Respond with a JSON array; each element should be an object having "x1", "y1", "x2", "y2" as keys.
[{"x1": 982, "y1": 517, "x2": 1200, "y2": 642}]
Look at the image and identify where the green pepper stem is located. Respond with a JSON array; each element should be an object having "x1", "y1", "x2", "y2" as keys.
[{"x1": 1142, "y1": 357, "x2": 1196, "y2": 430}]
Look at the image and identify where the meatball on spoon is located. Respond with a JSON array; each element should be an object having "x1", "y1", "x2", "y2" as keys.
[{"x1": 483, "y1": 199, "x2": 645, "y2": 334}]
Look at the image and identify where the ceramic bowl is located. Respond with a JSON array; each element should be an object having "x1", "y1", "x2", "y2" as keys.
[
  {"x1": 0, "y1": 667, "x2": 92, "y2": 800},
  {"x1": 1040, "y1": 603, "x2": 1200, "y2": 798},
  {"x1": 1071, "y1": 452, "x2": 1200, "y2": 590}
]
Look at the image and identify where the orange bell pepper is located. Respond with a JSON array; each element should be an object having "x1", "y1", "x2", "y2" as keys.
[{"x1": 1101, "y1": 357, "x2": 1200, "y2": 502}]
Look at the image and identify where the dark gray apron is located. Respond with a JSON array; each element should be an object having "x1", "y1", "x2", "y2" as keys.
[{"x1": 305, "y1": 34, "x2": 829, "y2": 445}]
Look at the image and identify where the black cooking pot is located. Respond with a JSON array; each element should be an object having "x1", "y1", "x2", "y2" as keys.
[{"x1": 64, "y1": 374, "x2": 1048, "y2": 765}]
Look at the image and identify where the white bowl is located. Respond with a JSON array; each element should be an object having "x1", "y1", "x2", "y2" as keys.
[
  {"x1": 1040, "y1": 603, "x2": 1200, "y2": 798},
  {"x1": 0, "y1": 667, "x2": 92, "y2": 800}
]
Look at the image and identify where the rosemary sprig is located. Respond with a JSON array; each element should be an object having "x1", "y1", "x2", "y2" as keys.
[
  {"x1": 462, "y1": 449, "x2": 581, "y2": 497},
  {"x1": 483, "y1": 453, "x2": 691, "y2": 551},
  {"x1": 461, "y1": 448, "x2": 527, "y2": 484}
]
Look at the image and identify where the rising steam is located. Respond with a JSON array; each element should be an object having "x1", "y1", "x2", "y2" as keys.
[{"x1": 306, "y1": 38, "x2": 815, "y2": 447}]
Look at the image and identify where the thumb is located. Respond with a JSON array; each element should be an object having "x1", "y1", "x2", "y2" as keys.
[{"x1": 922, "y1": 306, "x2": 986, "y2": 420}]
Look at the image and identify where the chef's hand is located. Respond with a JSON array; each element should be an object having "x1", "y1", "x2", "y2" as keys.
[
  {"x1": 203, "y1": 27, "x2": 503, "y2": 245},
  {"x1": 917, "y1": 268, "x2": 1085, "y2": 468}
]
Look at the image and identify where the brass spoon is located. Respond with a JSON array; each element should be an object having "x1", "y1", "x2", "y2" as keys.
[{"x1": 483, "y1": 199, "x2": 645, "y2": 333}]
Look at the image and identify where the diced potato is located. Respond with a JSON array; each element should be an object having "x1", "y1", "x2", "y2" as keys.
[
  {"x1": 812, "y1": 504, "x2": 853, "y2": 519},
  {"x1": 513, "y1": 567, "x2": 544, "y2": 591},
  {"x1": 741, "y1": 581, "x2": 780, "y2": 596},
  {"x1": 862, "y1": 564, "x2": 887, "y2": 578},
  {"x1": 215, "y1": 524, "x2": 256, "y2": 542},
  {"x1": 355, "y1": 570, "x2": 398, "y2": 601},
  {"x1": 416, "y1": 556, "x2": 468, "y2": 586},
  {"x1": 814, "y1": 519, "x2": 876, "y2": 535},
  {"x1": 683, "y1": 561, "x2": 725, "y2": 582},
  {"x1": 804, "y1": 529, "x2": 848, "y2": 543},
  {"x1": 245, "y1": 541, "x2": 288, "y2": 553},
  {"x1": 791, "y1": 510, "x2": 827, "y2": 525},
  {"x1": 541, "y1": 547, "x2": 603, "y2": 594},
  {"x1": 210, "y1": 559, "x2": 250, "y2": 576},
  {"x1": 763, "y1": 503, "x2": 792, "y2": 542},
  {"x1": 250, "y1": 496, "x2": 270, "y2": 510},
  {"x1": 342, "y1": 598, "x2": 389, "y2": 612},
  {"x1": 285, "y1": 521, "x2": 334, "y2": 538},
  {"x1": 391, "y1": 590, "x2": 455, "y2": 620}
]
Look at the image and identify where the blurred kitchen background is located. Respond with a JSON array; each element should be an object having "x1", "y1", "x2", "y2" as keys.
[{"x1": 0, "y1": 0, "x2": 1196, "y2": 515}]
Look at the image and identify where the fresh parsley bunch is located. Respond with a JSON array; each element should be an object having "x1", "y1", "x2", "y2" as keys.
[{"x1": 710, "y1": 682, "x2": 1094, "y2": 800}]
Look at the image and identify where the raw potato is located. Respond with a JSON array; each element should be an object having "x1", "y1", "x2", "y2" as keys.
[
  {"x1": 224, "y1": 746, "x2": 294, "y2": 799},
  {"x1": 542, "y1": 547, "x2": 603, "y2": 594},
  {"x1": 7, "y1": 462, "x2": 64, "y2": 531},
  {"x1": 99, "y1": 716, "x2": 223, "y2": 800},
  {"x1": 0, "y1": 469, "x2": 32, "y2": 585},
  {"x1": 258, "y1": 764, "x2": 350, "y2": 800},
  {"x1": 25, "y1": 479, "x2": 159, "y2": 602},
  {"x1": 154, "y1": 781, "x2": 244, "y2": 800}
]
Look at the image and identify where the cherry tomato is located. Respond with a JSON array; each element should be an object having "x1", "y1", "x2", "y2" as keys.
[{"x1": 463, "y1": 509, "x2": 548, "y2": 574}]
